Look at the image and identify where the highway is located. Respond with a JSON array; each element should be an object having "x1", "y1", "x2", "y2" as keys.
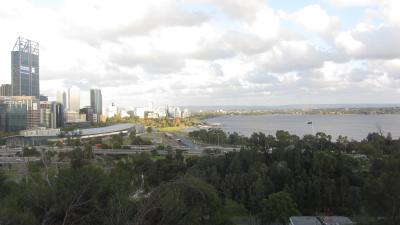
[
  {"x1": 0, "y1": 157, "x2": 39, "y2": 165},
  {"x1": 94, "y1": 148, "x2": 201, "y2": 156},
  {"x1": 0, "y1": 134, "x2": 238, "y2": 162}
]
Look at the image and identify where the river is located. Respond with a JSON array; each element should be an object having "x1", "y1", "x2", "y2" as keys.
[{"x1": 204, "y1": 114, "x2": 400, "y2": 140}]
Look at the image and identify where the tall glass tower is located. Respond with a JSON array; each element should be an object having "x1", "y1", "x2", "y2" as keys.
[
  {"x1": 11, "y1": 37, "x2": 40, "y2": 98},
  {"x1": 90, "y1": 89, "x2": 102, "y2": 115},
  {"x1": 68, "y1": 86, "x2": 80, "y2": 112}
]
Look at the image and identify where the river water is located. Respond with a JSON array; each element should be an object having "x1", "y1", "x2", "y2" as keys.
[{"x1": 204, "y1": 114, "x2": 400, "y2": 141}]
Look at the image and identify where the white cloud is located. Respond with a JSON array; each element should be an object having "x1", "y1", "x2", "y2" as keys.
[
  {"x1": 335, "y1": 24, "x2": 400, "y2": 59},
  {"x1": 188, "y1": 0, "x2": 267, "y2": 21},
  {"x1": 243, "y1": 7, "x2": 281, "y2": 40},
  {"x1": 329, "y1": 0, "x2": 400, "y2": 26},
  {"x1": 0, "y1": 0, "x2": 399, "y2": 106},
  {"x1": 256, "y1": 40, "x2": 331, "y2": 73},
  {"x1": 292, "y1": 5, "x2": 340, "y2": 34},
  {"x1": 380, "y1": 0, "x2": 400, "y2": 25},
  {"x1": 335, "y1": 31, "x2": 364, "y2": 55}
]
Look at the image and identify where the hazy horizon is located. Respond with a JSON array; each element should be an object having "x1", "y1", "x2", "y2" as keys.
[{"x1": 182, "y1": 103, "x2": 400, "y2": 111}]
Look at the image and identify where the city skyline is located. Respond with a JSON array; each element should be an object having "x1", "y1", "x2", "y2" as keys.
[{"x1": 0, "y1": 0, "x2": 400, "y2": 107}]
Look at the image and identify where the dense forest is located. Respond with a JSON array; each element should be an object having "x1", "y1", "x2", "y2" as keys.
[{"x1": 1, "y1": 129, "x2": 400, "y2": 225}]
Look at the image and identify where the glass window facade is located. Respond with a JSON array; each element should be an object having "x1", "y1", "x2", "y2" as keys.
[
  {"x1": 11, "y1": 37, "x2": 40, "y2": 98},
  {"x1": 90, "y1": 89, "x2": 102, "y2": 115},
  {"x1": 0, "y1": 96, "x2": 40, "y2": 132},
  {"x1": 0, "y1": 102, "x2": 27, "y2": 132}
]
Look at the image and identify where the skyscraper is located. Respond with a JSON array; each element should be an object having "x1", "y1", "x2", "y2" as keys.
[
  {"x1": 90, "y1": 89, "x2": 102, "y2": 115},
  {"x1": 40, "y1": 101, "x2": 63, "y2": 128},
  {"x1": 56, "y1": 90, "x2": 67, "y2": 110},
  {"x1": 11, "y1": 37, "x2": 40, "y2": 98},
  {"x1": 68, "y1": 86, "x2": 80, "y2": 112}
]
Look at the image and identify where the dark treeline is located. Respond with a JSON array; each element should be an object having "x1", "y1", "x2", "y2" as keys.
[{"x1": 1, "y1": 129, "x2": 400, "y2": 225}]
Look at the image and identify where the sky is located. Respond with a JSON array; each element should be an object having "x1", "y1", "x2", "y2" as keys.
[{"x1": 0, "y1": 0, "x2": 400, "y2": 108}]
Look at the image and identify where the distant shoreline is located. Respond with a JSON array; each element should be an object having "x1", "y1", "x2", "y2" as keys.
[{"x1": 192, "y1": 107, "x2": 400, "y2": 121}]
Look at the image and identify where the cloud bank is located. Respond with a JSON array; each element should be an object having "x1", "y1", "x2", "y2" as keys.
[{"x1": 0, "y1": 0, "x2": 399, "y2": 106}]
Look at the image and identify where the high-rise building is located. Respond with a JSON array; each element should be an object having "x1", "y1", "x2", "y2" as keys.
[
  {"x1": 53, "y1": 102, "x2": 64, "y2": 128},
  {"x1": 39, "y1": 102, "x2": 50, "y2": 128},
  {"x1": 56, "y1": 90, "x2": 67, "y2": 110},
  {"x1": 0, "y1": 84, "x2": 12, "y2": 96},
  {"x1": 0, "y1": 96, "x2": 40, "y2": 131},
  {"x1": 0, "y1": 102, "x2": 26, "y2": 132},
  {"x1": 40, "y1": 101, "x2": 64, "y2": 128},
  {"x1": 80, "y1": 106, "x2": 95, "y2": 123},
  {"x1": 11, "y1": 37, "x2": 40, "y2": 98},
  {"x1": 90, "y1": 89, "x2": 102, "y2": 115},
  {"x1": 67, "y1": 86, "x2": 80, "y2": 112}
]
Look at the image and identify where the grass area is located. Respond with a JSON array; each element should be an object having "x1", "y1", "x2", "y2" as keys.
[
  {"x1": 158, "y1": 127, "x2": 186, "y2": 132},
  {"x1": 150, "y1": 155, "x2": 165, "y2": 161}
]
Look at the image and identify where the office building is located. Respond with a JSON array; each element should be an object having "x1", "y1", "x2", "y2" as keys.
[
  {"x1": 0, "y1": 84, "x2": 11, "y2": 96},
  {"x1": 39, "y1": 102, "x2": 51, "y2": 128},
  {"x1": 11, "y1": 37, "x2": 40, "y2": 98},
  {"x1": 0, "y1": 96, "x2": 40, "y2": 132},
  {"x1": 90, "y1": 89, "x2": 102, "y2": 115},
  {"x1": 0, "y1": 102, "x2": 26, "y2": 132},
  {"x1": 56, "y1": 90, "x2": 67, "y2": 110},
  {"x1": 67, "y1": 86, "x2": 80, "y2": 112},
  {"x1": 80, "y1": 106, "x2": 95, "y2": 123},
  {"x1": 64, "y1": 111, "x2": 81, "y2": 123},
  {"x1": 53, "y1": 102, "x2": 64, "y2": 128},
  {"x1": 40, "y1": 101, "x2": 63, "y2": 128},
  {"x1": 39, "y1": 95, "x2": 48, "y2": 101}
]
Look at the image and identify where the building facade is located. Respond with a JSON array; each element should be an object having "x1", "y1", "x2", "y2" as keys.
[
  {"x1": 0, "y1": 84, "x2": 12, "y2": 96},
  {"x1": 40, "y1": 101, "x2": 64, "y2": 128},
  {"x1": 39, "y1": 95, "x2": 48, "y2": 101},
  {"x1": 68, "y1": 86, "x2": 80, "y2": 112},
  {"x1": 11, "y1": 37, "x2": 40, "y2": 98},
  {"x1": 80, "y1": 106, "x2": 96, "y2": 123},
  {"x1": 90, "y1": 89, "x2": 102, "y2": 116},
  {"x1": 0, "y1": 96, "x2": 40, "y2": 131},
  {"x1": 56, "y1": 90, "x2": 67, "y2": 109}
]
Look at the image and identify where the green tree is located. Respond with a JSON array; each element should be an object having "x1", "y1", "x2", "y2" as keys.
[
  {"x1": 134, "y1": 176, "x2": 229, "y2": 225},
  {"x1": 146, "y1": 127, "x2": 153, "y2": 133},
  {"x1": 259, "y1": 191, "x2": 299, "y2": 225},
  {"x1": 111, "y1": 132, "x2": 124, "y2": 149},
  {"x1": 70, "y1": 147, "x2": 93, "y2": 168},
  {"x1": 129, "y1": 129, "x2": 137, "y2": 141},
  {"x1": 364, "y1": 156, "x2": 400, "y2": 225}
]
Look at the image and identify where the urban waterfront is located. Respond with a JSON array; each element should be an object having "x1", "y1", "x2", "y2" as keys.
[{"x1": 205, "y1": 114, "x2": 400, "y2": 140}]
